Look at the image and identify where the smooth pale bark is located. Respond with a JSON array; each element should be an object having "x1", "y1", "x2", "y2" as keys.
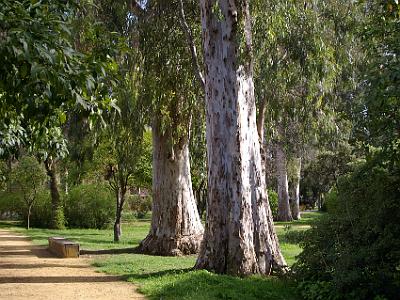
[
  {"x1": 289, "y1": 157, "x2": 301, "y2": 220},
  {"x1": 139, "y1": 120, "x2": 204, "y2": 255},
  {"x1": 195, "y1": 0, "x2": 286, "y2": 276},
  {"x1": 275, "y1": 142, "x2": 293, "y2": 222},
  {"x1": 44, "y1": 157, "x2": 63, "y2": 229}
]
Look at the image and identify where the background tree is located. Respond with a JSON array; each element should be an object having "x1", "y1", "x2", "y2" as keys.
[
  {"x1": 137, "y1": 0, "x2": 204, "y2": 255},
  {"x1": 252, "y1": 0, "x2": 337, "y2": 219},
  {"x1": 9, "y1": 156, "x2": 46, "y2": 229}
]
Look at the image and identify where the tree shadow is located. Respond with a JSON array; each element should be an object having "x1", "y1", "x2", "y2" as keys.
[
  {"x1": 123, "y1": 268, "x2": 193, "y2": 280},
  {"x1": 0, "y1": 246, "x2": 55, "y2": 258},
  {"x1": 131, "y1": 270, "x2": 297, "y2": 300},
  {"x1": 0, "y1": 263, "x2": 90, "y2": 269},
  {"x1": 0, "y1": 275, "x2": 124, "y2": 284},
  {"x1": 80, "y1": 248, "x2": 137, "y2": 255},
  {"x1": 0, "y1": 236, "x2": 31, "y2": 241}
]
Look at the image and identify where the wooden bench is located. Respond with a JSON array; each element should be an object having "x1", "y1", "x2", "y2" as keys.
[{"x1": 48, "y1": 237, "x2": 80, "y2": 258}]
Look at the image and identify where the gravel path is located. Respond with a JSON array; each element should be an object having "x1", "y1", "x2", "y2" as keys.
[{"x1": 0, "y1": 229, "x2": 146, "y2": 300}]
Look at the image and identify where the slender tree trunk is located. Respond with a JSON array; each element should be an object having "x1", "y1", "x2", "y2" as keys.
[
  {"x1": 195, "y1": 0, "x2": 286, "y2": 276},
  {"x1": 139, "y1": 120, "x2": 204, "y2": 255},
  {"x1": 27, "y1": 204, "x2": 32, "y2": 230},
  {"x1": 44, "y1": 157, "x2": 64, "y2": 229},
  {"x1": 275, "y1": 142, "x2": 293, "y2": 222},
  {"x1": 114, "y1": 186, "x2": 126, "y2": 242},
  {"x1": 289, "y1": 157, "x2": 301, "y2": 220},
  {"x1": 257, "y1": 96, "x2": 268, "y2": 181}
]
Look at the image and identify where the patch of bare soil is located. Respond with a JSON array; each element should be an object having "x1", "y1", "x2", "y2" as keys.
[{"x1": 0, "y1": 229, "x2": 146, "y2": 300}]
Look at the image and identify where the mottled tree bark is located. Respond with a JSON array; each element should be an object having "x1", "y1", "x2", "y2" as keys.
[
  {"x1": 195, "y1": 0, "x2": 287, "y2": 276},
  {"x1": 139, "y1": 120, "x2": 204, "y2": 255},
  {"x1": 275, "y1": 142, "x2": 293, "y2": 222},
  {"x1": 289, "y1": 157, "x2": 301, "y2": 220}
]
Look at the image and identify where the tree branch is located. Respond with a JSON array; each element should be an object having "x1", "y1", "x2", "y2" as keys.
[
  {"x1": 178, "y1": 0, "x2": 205, "y2": 91},
  {"x1": 129, "y1": 0, "x2": 145, "y2": 16}
]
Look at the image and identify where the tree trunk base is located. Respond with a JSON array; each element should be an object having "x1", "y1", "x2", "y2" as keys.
[{"x1": 139, "y1": 233, "x2": 203, "y2": 256}]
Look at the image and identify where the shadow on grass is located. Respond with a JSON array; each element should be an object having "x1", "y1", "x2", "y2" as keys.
[
  {"x1": 0, "y1": 263, "x2": 90, "y2": 269},
  {"x1": 0, "y1": 221, "x2": 22, "y2": 228},
  {"x1": 81, "y1": 247, "x2": 138, "y2": 255},
  {"x1": 132, "y1": 269, "x2": 298, "y2": 300},
  {"x1": 123, "y1": 267, "x2": 193, "y2": 280},
  {"x1": 0, "y1": 275, "x2": 124, "y2": 284}
]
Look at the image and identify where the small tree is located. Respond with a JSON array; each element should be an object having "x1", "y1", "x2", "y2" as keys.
[{"x1": 10, "y1": 156, "x2": 46, "y2": 229}]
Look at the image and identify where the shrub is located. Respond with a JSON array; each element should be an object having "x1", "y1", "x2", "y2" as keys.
[
  {"x1": 27, "y1": 191, "x2": 52, "y2": 228},
  {"x1": 293, "y1": 155, "x2": 400, "y2": 300},
  {"x1": 0, "y1": 190, "x2": 20, "y2": 219},
  {"x1": 65, "y1": 184, "x2": 115, "y2": 229},
  {"x1": 268, "y1": 189, "x2": 278, "y2": 220},
  {"x1": 127, "y1": 194, "x2": 152, "y2": 219}
]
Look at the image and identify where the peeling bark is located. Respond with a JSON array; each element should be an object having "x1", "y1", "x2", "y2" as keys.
[
  {"x1": 139, "y1": 120, "x2": 204, "y2": 255},
  {"x1": 195, "y1": 0, "x2": 287, "y2": 276}
]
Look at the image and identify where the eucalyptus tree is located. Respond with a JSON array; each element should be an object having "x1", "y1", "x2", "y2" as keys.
[
  {"x1": 195, "y1": 0, "x2": 287, "y2": 275},
  {"x1": 253, "y1": 0, "x2": 337, "y2": 220},
  {"x1": 135, "y1": 1, "x2": 204, "y2": 255}
]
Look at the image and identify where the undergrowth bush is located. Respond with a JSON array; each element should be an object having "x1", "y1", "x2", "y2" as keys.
[
  {"x1": 28, "y1": 191, "x2": 52, "y2": 228},
  {"x1": 127, "y1": 194, "x2": 152, "y2": 219},
  {"x1": 65, "y1": 184, "x2": 115, "y2": 229},
  {"x1": 293, "y1": 155, "x2": 400, "y2": 300},
  {"x1": 268, "y1": 189, "x2": 278, "y2": 220}
]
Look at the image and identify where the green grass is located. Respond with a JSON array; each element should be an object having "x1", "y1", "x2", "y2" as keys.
[
  {"x1": 3, "y1": 211, "x2": 323, "y2": 300},
  {"x1": 9, "y1": 221, "x2": 149, "y2": 250}
]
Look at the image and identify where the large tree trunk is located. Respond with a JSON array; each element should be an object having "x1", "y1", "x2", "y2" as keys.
[
  {"x1": 44, "y1": 157, "x2": 64, "y2": 229},
  {"x1": 139, "y1": 120, "x2": 204, "y2": 255},
  {"x1": 289, "y1": 157, "x2": 301, "y2": 220},
  {"x1": 275, "y1": 142, "x2": 293, "y2": 222},
  {"x1": 195, "y1": 0, "x2": 286, "y2": 276}
]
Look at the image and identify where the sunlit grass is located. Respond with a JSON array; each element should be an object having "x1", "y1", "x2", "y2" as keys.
[{"x1": 4, "y1": 211, "x2": 323, "y2": 300}]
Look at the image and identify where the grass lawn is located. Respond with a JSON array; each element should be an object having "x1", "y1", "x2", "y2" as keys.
[{"x1": 2, "y1": 211, "x2": 322, "y2": 300}]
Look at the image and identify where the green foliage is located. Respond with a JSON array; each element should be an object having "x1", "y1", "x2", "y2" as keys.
[
  {"x1": 354, "y1": 0, "x2": 400, "y2": 157},
  {"x1": 52, "y1": 206, "x2": 66, "y2": 230},
  {"x1": 65, "y1": 184, "x2": 115, "y2": 229},
  {"x1": 268, "y1": 189, "x2": 278, "y2": 220},
  {"x1": 126, "y1": 194, "x2": 152, "y2": 219},
  {"x1": 0, "y1": 190, "x2": 20, "y2": 219},
  {"x1": 324, "y1": 188, "x2": 338, "y2": 213},
  {"x1": 131, "y1": 130, "x2": 152, "y2": 189},
  {"x1": 25, "y1": 191, "x2": 52, "y2": 228},
  {"x1": 293, "y1": 155, "x2": 400, "y2": 299},
  {"x1": 0, "y1": 0, "x2": 115, "y2": 158},
  {"x1": 301, "y1": 145, "x2": 354, "y2": 208}
]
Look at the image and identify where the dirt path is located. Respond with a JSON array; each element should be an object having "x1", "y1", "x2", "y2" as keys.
[{"x1": 0, "y1": 229, "x2": 146, "y2": 300}]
